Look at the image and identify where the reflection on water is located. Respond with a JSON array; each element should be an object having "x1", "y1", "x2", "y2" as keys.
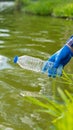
[
  {"x1": 0, "y1": 40, "x2": 4, "y2": 44},
  {"x1": 0, "y1": 125, "x2": 13, "y2": 130},
  {"x1": 32, "y1": 37, "x2": 54, "y2": 43},
  {"x1": 0, "y1": 29, "x2": 10, "y2": 33},
  {"x1": 20, "y1": 90, "x2": 41, "y2": 97},
  {"x1": 0, "y1": 13, "x2": 73, "y2": 130},
  {"x1": 0, "y1": 33, "x2": 10, "y2": 37},
  {"x1": 0, "y1": 29, "x2": 10, "y2": 37},
  {"x1": 0, "y1": 55, "x2": 12, "y2": 70},
  {"x1": 0, "y1": 2, "x2": 14, "y2": 12}
]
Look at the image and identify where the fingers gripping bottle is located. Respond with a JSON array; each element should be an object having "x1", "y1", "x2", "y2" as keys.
[
  {"x1": 14, "y1": 55, "x2": 63, "y2": 77},
  {"x1": 42, "y1": 61, "x2": 63, "y2": 77}
]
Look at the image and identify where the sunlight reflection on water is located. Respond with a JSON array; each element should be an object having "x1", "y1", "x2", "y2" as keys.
[
  {"x1": 0, "y1": 29, "x2": 10, "y2": 33},
  {"x1": 0, "y1": 40, "x2": 4, "y2": 44},
  {"x1": 0, "y1": 2, "x2": 14, "y2": 12},
  {"x1": 0, "y1": 125, "x2": 14, "y2": 130},
  {"x1": 0, "y1": 55, "x2": 12, "y2": 70}
]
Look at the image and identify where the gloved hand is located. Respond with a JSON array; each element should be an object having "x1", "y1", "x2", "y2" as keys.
[{"x1": 42, "y1": 36, "x2": 73, "y2": 77}]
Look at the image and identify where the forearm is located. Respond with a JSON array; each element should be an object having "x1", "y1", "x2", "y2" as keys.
[
  {"x1": 66, "y1": 36, "x2": 73, "y2": 54},
  {"x1": 66, "y1": 44, "x2": 73, "y2": 52}
]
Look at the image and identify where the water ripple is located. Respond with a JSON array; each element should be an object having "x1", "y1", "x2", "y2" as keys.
[
  {"x1": 18, "y1": 48, "x2": 50, "y2": 59},
  {"x1": 32, "y1": 37, "x2": 54, "y2": 43},
  {"x1": 0, "y1": 29, "x2": 10, "y2": 33},
  {"x1": 0, "y1": 125, "x2": 14, "y2": 130},
  {"x1": 18, "y1": 35, "x2": 54, "y2": 43},
  {"x1": 0, "y1": 33, "x2": 10, "y2": 37},
  {"x1": 0, "y1": 40, "x2": 4, "y2": 44}
]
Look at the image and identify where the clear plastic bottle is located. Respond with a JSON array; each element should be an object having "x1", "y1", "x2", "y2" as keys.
[
  {"x1": 14, "y1": 55, "x2": 44, "y2": 72},
  {"x1": 14, "y1": 55, "x2": 63, "y2": 76}
]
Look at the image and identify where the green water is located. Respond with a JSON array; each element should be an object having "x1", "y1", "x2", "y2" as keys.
[{"x1": 0, "y1": 13, "x2": 73, "y2": 130}]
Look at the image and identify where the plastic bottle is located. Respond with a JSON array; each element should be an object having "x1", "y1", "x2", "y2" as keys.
[
  {"x1": 14, "y1": 55, "x2": 44, "y2": 72},
  {"x1": 14, "y1": 55, "x2": 63, "y2": 76}
]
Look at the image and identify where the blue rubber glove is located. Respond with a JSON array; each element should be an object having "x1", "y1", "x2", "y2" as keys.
[{"x1": 42, "y1": 40, "x2": 73, "y2": 77}]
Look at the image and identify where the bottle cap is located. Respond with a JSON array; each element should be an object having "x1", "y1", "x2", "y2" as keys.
[{"x1": 14, "y1": 56, "x2": 18, "y2": 63}]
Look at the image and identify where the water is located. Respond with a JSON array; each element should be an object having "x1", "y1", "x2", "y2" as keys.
[
  {"x1": 0, "y1": 2, "x2": 14, "y2": 12},
  {"x1": 0, "y1": 55, "x2": 12, "y2": 70},
  {"x1": 0, "y1": 8, "x2": 73, "y2": 130}
]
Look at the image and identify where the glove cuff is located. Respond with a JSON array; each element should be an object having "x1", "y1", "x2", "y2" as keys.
[
  {"x1": 66, "y1": 36, "x2": 73, "y2": 48},
  {"x1": 66, "y1": 36, "x2": 73, "y2": 56}
]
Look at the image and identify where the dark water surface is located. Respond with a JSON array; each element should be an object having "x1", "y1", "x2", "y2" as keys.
[{"x1": 0, "y1": 12, "x2": 73, "y2": 130}]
